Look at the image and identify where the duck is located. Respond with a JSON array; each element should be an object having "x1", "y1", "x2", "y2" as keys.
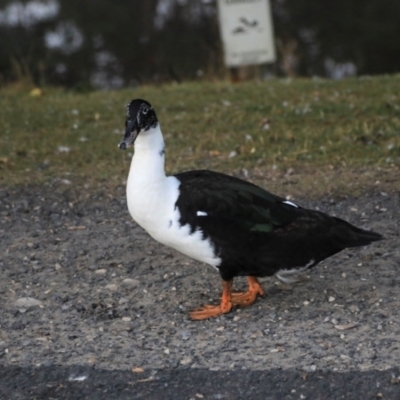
[{"x1": 118, "y1": 99, "x2": 383, "y2": 320}]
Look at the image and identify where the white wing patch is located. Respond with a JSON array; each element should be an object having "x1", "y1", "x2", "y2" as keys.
[
  {"x1": 197, "y1": 211, "x2": 208, "y2": 217},
  {"x1": 282, "y1": 200, "x2": 298, "y2": 208}
]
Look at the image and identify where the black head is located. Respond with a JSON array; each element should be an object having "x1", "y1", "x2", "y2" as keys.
[{"x1": 119, "y1": 99, "x2": 158, "y2": 150}]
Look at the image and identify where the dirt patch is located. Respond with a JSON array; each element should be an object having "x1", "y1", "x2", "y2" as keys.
[{"x1": 0, "y1": 182, "x2": 399, "y2": 373}]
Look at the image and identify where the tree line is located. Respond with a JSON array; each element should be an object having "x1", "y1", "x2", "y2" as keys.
[{"x1": 0, "y1": 0, "x2": 399, "y2": 88}]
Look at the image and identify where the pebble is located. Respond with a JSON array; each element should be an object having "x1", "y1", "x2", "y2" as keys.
[
  {"x1": 43, "y1": 360, "x2": 53, "y2": 367},
  {"x1": 349, "y1": 305, "x2": 360, "y2": 313},
  {"x1": 304, "y1": 365, "x2": 316, "y2": 372},
  {"x1": 335, "y1": 323, "x2": 356, "y2": 331},
  {"x1": 180, "y1": 331, "x2": 191, "y2": 341},
  {"x1": 15, "y1": 297, "x2": 43, "y2": 308},
  {"x1": 122, "y1": 278, "x2": 140, "y2": 287},
  {"x1": 180, "y1": 356, "x2": 192, "y2": 365},
  {"x1": 270, "y1": 348, "x2": 279, "y2": 353},
  {"x1": 95, "y1": 269, "x2": 107, "y2": 275},
  {"x1": 105, "y1": 284, "x2": 118, "y2": 291}
]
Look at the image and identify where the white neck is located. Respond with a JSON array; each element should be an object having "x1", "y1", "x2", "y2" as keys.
[
  {"x1": 128, "y1": 124, "x2": 166, "y2": 184},
  {"x1": 126, "y1": 124, "x2": 170, "y2": 224}
]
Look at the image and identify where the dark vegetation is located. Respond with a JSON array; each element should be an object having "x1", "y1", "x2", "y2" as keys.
[{"x1": 0, "y1": 0, "x2": 399, "y2": 88}]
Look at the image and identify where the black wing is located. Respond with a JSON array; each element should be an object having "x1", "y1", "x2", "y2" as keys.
[{"x1": 174, "y1": 169, "x2": 300, "y2": 235}]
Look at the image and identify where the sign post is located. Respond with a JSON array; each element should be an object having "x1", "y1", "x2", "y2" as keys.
[{"x1": 217, "y1": 0, "x2": 276, "y2": 68}]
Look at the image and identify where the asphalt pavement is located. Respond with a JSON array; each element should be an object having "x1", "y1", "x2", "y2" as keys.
[{"x1": 1, "y1": 364, "x2": 400, "y2": 399}]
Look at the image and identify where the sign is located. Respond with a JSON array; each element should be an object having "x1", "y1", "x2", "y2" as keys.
[{"x1": 217, "y1": 0, "x2": 276, "y2": 67}]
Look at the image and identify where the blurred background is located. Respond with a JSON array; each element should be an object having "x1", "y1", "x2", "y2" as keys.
[{"x1": 0, "y1": 0, "x2": 399, "y2": 89}]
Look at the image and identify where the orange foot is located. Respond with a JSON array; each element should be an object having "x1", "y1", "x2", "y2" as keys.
[
  {"x1": 189, "y1": 280, "x2": 233, "y2": 321},
  {"x1": 189, "y1": 276, "x2": 265, "y2": 320},
  {"x1": 231, "y1": 277, "x2": 265, "y2": 307},
  {"x1": 189, "y1": 303, "x2": 232, "y2": 320}
]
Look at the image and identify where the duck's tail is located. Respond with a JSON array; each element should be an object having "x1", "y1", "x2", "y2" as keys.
[{"x1": 332, "y1": 217, "x2": 383, "y2": 248}]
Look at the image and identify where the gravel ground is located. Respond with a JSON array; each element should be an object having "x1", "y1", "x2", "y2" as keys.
[{"x1": 0, "y1": 182, "x2": 399, "y2": 398}]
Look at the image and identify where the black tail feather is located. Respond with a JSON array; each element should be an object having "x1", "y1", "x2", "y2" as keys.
[{"x1": 332, "y1": 217, "x2": 383, "y2": 248}]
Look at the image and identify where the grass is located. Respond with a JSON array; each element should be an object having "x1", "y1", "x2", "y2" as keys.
[{"x1": 1, "y1": 75, "x2": 399, "y2": 197}]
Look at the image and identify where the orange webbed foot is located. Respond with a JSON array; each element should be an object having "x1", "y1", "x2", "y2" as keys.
[
  {"x1": 231, "y1": 276, "x2": 265, "y2": 307},
  {"x1": 231, "y1": 292, "x2": 258, "y2": 307},
  {"x1": 189, "y1": 303, "x2": 232, "y2": 320},
  {"x1": 188, "y1": 277, "x2": 265, "y2": 320},
  {"x1": 189, "y1": 280, "x2": 233, "y2": 320}
]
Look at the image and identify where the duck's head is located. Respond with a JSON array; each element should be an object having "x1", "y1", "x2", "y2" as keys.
[{"x1": 119, "y1": 99, "x2": 158, "y2": 150}]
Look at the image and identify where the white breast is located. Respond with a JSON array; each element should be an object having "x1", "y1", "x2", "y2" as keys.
[{"x1": 127, "y1": 175, "x2": 221, "y2": 267}]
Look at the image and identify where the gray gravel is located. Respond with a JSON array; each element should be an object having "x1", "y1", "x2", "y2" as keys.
[{"x1": 0, "y1": 183, "x2": 399, "y2": 396}]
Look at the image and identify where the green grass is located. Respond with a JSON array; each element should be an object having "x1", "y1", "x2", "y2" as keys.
[{"x1": 1, "y1": 76, "x2": 400, "y2": 195}]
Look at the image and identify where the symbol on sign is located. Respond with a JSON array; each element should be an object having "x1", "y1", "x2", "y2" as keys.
[
  {"x1": 232, "y1": 17, "x2": 260, "y2": 34},
  {"x1": 240, "y1": 17, "x2": 258, "y2": 28}
]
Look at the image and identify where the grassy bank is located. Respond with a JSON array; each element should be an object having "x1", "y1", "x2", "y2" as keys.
[{"x1": 1, "y1": 76, "x2": 399, "y2": 197}]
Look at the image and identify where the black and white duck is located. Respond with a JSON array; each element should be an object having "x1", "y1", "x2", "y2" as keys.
[{"x1": 119, "y1": 99, "x2": 382, "y2": 320}]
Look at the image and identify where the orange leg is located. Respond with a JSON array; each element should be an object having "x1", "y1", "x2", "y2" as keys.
[
  {"x1": 189, "y1": 276, "x2": 265, "y2": 320},
  {"x1": 231, "y1": 276, "x2": 265, "y2": 307},
  {"x1": 189, "y1": 280, "x2": 233, "y2": 320}
]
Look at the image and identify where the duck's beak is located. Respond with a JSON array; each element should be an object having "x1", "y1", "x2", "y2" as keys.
[{"x1": 119, "y1": 120, "x2": 139, "y2": 150}]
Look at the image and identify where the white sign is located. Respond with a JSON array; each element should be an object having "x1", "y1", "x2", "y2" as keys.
[{"x1": 217, "y1": 0, "x2": 276, "y2": 67}]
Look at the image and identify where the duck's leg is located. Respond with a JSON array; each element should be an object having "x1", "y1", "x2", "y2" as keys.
[
  {"x1": 189, "y1": 276, "x2": 265, "y2": 320},
  {"x1": 189, "y1": 280, "x2": 233, "y2": 320},
  {"x1": 231, "y1": 276, "x2": 265, "y2": 307}
]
